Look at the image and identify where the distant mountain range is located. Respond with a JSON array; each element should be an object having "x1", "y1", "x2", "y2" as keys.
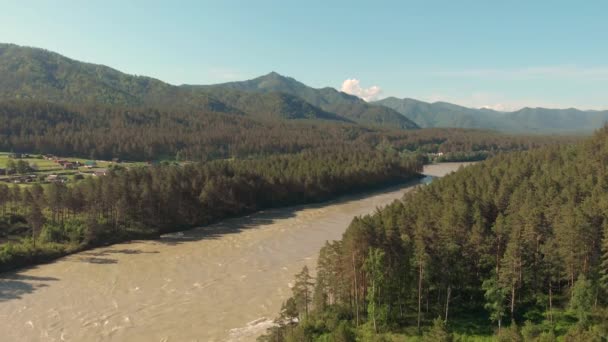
[
  {"x1": 0, "y1": 43, "x2": 606, "y2": 133},
  {"x1": 375, "y1": 97, "x2": 608, "y2": 133}
]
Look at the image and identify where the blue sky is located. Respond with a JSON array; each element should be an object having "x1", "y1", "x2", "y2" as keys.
[{"x1": 1, "y1": 0, "x2": 607, "y2": 110}]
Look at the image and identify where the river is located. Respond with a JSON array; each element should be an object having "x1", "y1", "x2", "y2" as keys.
[{"x1": 0, "y1": 162, "x2": 472, "y2": 342}]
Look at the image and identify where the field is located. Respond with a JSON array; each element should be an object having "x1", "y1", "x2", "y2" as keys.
[{"x1": 0, "y1": 152, "x2": 145, "y2": 186}]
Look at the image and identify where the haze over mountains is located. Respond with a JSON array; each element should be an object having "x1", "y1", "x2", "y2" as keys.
[
  {"x1": 1, "y1": 43, "x2": 606, "y2": 133},
  {"x1": 375, "y1": 97, "x2": 608, "y2": 133}
]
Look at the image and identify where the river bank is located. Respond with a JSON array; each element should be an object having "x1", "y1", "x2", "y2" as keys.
[{"x1": 0, "y1": 162, "x2": 473, "y2": 342}]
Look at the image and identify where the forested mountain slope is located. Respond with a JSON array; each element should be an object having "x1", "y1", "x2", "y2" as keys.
[
  {"x1": 195, "y1": 72, "x2": 420, "y2": 129},
  {"x1": 376, "y1": 96, "x2": 608, "y2": 133},
  {"x1": 376, "y1": 97, "x2": 507, "y2": 129},
  {"x1": 0, "y1": 44, "x2": 415, "y2": 128},
  {"x1": 0, "y1": 44, "x2": 352, "y2": 125},
  {"x1": 3, "y1": 43, "x2": 605, "y2": 133},
  {"x1": 506, "y1": 107, "x2": 608, "y2": 133},
  {"x1": 261, "y1": 126, "x2": 608, "y2": 341},
  {"x1": 0, "y1": 101, "x2": 576, "y2": 162}
]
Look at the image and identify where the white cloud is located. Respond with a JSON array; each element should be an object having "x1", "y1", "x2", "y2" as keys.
[{"x1": 340, "y1": 78, "x2": 383, "y2": 102}]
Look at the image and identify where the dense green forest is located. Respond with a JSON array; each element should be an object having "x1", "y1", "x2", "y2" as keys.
[
  {"x1": 196, "y1": 72, "x2": 419, "y2": 129},
  {"x1": 260, "y1": 126, "x2": 608, "y2": 341},
  {"x1": 3, "y1": 43, "x2": 608, "y2": 133},
  {"x1": 0, "y1": 148, "x2": 424, "y2": 272},
  {"x1": 0, "y1": 44, "x2": 419, "y2": 130},
  {"x1": 0, "y1": 101, "x2": 577, "y2": 162}
]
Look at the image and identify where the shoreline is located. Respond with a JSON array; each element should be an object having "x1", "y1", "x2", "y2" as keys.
[{"x1": 0, "y1": 173, "x2": 427, "y2": 274}]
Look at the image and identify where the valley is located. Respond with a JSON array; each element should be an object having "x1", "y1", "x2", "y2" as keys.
[{"x1": 0, "y1": 163, "x2": 468, "y2": 342}]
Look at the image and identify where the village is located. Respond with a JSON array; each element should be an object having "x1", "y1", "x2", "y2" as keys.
[{"x1": 0, "y1": 152, "x2": 124, "y2": 186}]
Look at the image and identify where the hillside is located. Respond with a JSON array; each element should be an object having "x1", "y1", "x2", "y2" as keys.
[
  {"x1": 261, "y1": 125, "x2": 608, "y2": 341},
  {"x1": 2, "y1": 43, "x2": 605, "y2": 133},
  {"x1": 1, "y1": 100, "x2": 575, "y2": 162},
  {"x1": 0, "y1": 44, "x2": 353, "y2": 125},
  {"x1": 195, "y1": 72, "x2": 420, "y2": 129},
  {"x1": 0, "y1": 44, "x2": 413, "y2": 129},
  {"x1": 376, "y1": 96, "x2": 608, "y2": 132},
  {"x1": 505, "y1": 107, "x2": 608, "y2": 132},
  {"x1": 375, "y1": 97, "x2": 507, "y2": 129}
]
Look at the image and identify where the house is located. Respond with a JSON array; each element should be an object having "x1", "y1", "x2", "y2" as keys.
[
  {"x1": 112, "y1": 158, "x2": 121, "y2": 163},
  {"x1": 46, "y1": 174, "x2": 66, "y2": 183},
  {"x1": 62, "y1": 162, "x2": 77, "y2": 170},
  {"x1": 93, "y1": 169, "x2": 108, "y2": 177},
  {"x1": 44, "y1": 154, "x2": 55, "y2": 160},
  {"x1": 10, "y1": 176, "x2": 30, "y2": 183},
  {"x1": 9, "y1": 152, "x2": 23, "y2": 159},
  {"x1": 84, "y1": 160, "x2": 97, "y2": 168}
]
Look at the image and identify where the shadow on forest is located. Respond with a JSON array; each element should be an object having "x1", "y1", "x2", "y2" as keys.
[
  {"x1": 0, "y1": 269, "x2": 59, "y2": 302},
  {"x1": 157, "y1": 178, "x2": 426, "y2": 247}
]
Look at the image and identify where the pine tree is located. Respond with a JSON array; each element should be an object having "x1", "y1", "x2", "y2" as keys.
[
  {"x1": 293, "y1": 266, "x2": 314, "y2": 320},
  {"x1": 569, "y1": 275, "x2": 594, "y2": 326},
  {"x1": 364, "y1": 247, "x2": 387, "y2": 333},
  {"x1": 483, "y1": 276, "x2": 507, "y2": 332},
  {"x1": 423, "y1": 317, "x2": 452, "y2": 342},
  {"x1": 599, "y1": 223, "x2": 608, "y2": 299}
]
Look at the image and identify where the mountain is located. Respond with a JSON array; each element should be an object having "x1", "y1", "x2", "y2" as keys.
[
  {"x1": 0, "y1": 44, "x2": 412, "y2": 128},
  {"x1": 375, "y1": 97, "x2": 506, "y2": 129},
  {"x1": 0, "y1": 44, "x2": 350, "y2": 124},
  {"x1": 3, "y1": 43, "x2": 605, "y2": 133},
  {"x1": 195, "y1": 72, "x2": 419, "y2": 129},
  {"x1": 375, "y1": 97, "x2": 608, "y2": 133},
  {"x1": 504, "y1": 107, "x2": 608, "y2": 133}
]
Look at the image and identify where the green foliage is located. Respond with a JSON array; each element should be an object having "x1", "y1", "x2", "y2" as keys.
[
  {"x1": 562, "y1": 324, "x2": 603, "y2": 342},
  {"x1": 293, "y1": 266, "x2": 314, "y2": 319},
  {"x1": 365, "y1": 247, "x2": 388, "y2": 333},
  {"x1": 423, "y1": 317, "x2": 453, "y2": 342},
  {"x1": 201, "y1": 72, "x2": 419, "y2": 129},
  {"x1": 261, "y1": 125, "x2": 608, "y2": 341},
  {"x1": 482, "y1": 277, "x2": 507, "y2": 329},
  {"x1": 537, "y1": 330, "x2": 557, "y2": 342},
  {"x1": 39, "y1": 220, "x2": 86, "y2": 244},
  {"x1": 521, "y1": 320, "x2": 544, "y2": 341},
  {"x1": 569, "y1": 275, "x2": 595, "y2": 325},
  {"x1": 330, "y1": 321, "x2": 355, "y2": 342},
  {"x1": 0, "y1": 238, "x2": 72, "y2": 272},
  {"x1": 497, "y1": 323, "x2": 522, "y2": 342},
  {"x1": 0, "y1": 101, "x2": 570, "y2": 163},
  {"x1": 1, "y1": 149, "x2": 423, "y2": 272},
  {"x1": 599, "y1": 223, "x2": 608, "y2": 299},
  {"x1": 0, "y1": 44, "x2": 418, "y2": 130}
]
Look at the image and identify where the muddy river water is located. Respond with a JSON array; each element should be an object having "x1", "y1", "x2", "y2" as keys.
[{"x1": 0, "y1": 163, "x2": 472, "y2": 342}]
